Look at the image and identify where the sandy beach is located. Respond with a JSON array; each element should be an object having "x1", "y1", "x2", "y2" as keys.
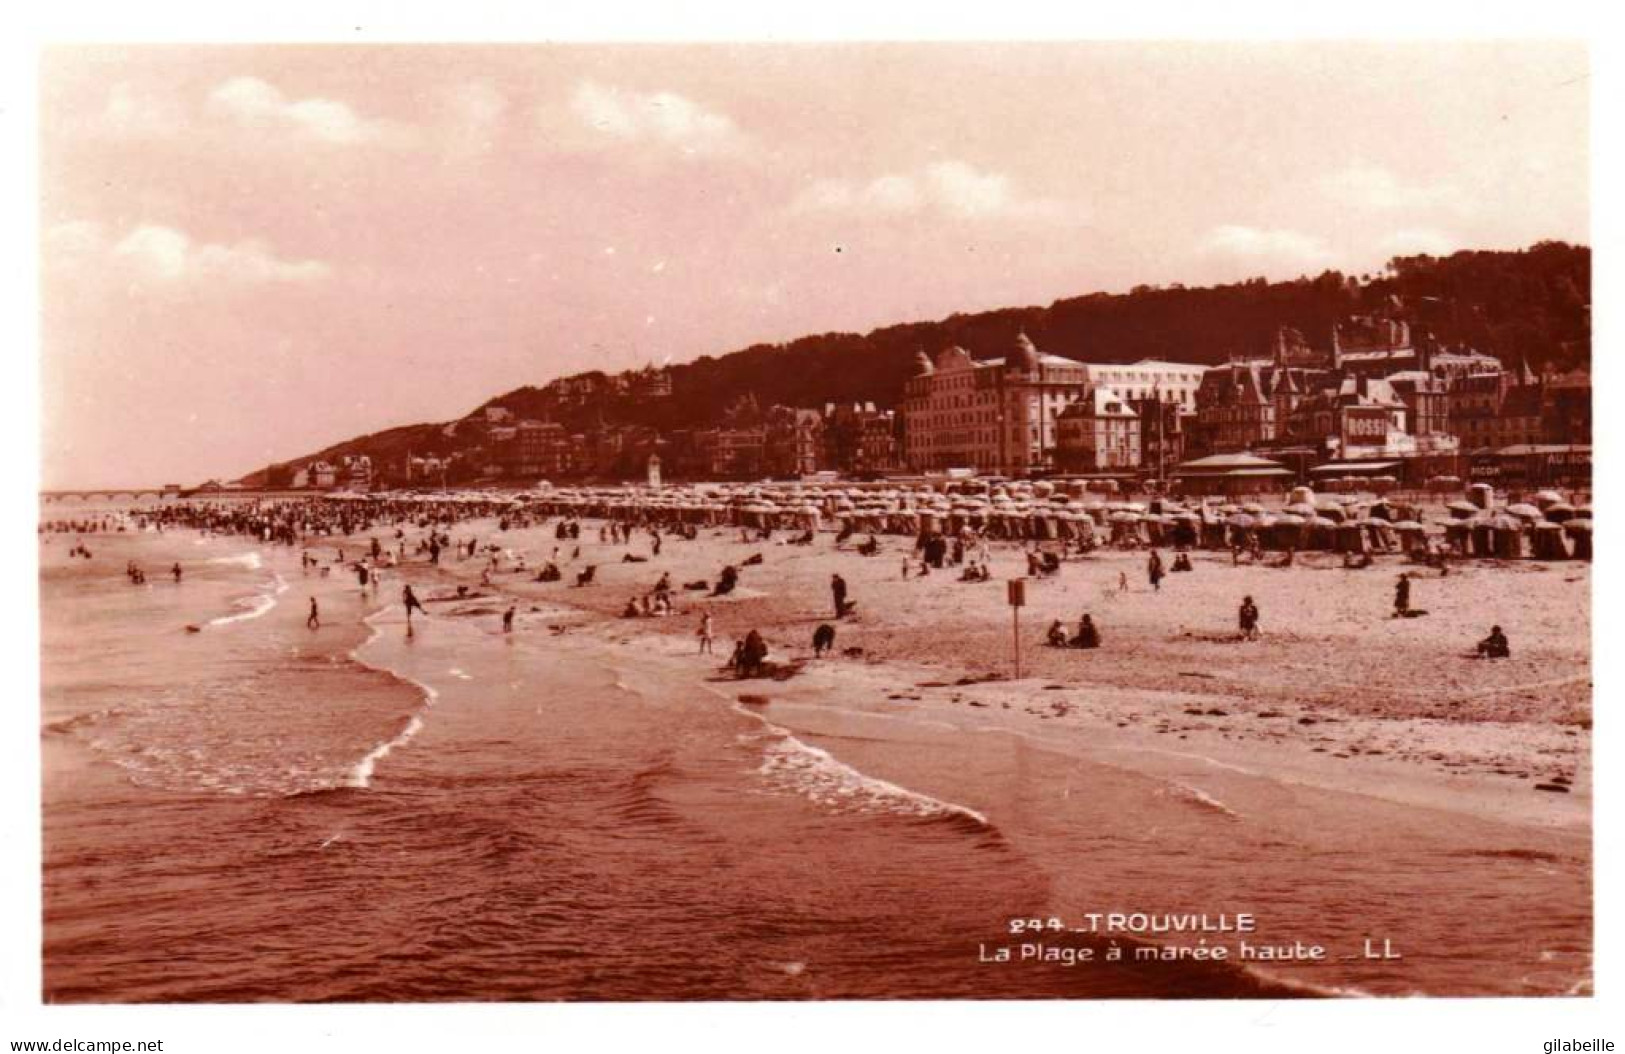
[{"x1": 394, "y1": 513, "x2": 1591, "y2": 823}]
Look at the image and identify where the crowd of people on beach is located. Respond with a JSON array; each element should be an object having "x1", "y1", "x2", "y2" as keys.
[{"x1": 53, "y1": 494, "x2": 1524, "y2": 678}]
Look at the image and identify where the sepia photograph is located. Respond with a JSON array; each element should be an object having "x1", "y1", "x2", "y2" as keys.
[{"x1": 9, "y1": 9, "x2": 1619, "y2": 1052}]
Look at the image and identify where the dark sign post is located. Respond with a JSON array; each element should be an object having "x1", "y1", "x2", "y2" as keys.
[{"x1": 1007, "y1": 578, "x2": 1026, "y2": 679}]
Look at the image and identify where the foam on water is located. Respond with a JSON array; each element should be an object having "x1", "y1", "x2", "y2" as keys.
[
  {"x1": 206, "y1": 572, "x2": 288, "y2": 627},
  {"x1": 733, "y1": 703, "x2": 989, "y2": 827},
  {"x1": 344, "y1": 616, "x2": 440, "y2": 789},
  {"x1": 208, "y1": 552, "x2": 263, "y2": 570}
]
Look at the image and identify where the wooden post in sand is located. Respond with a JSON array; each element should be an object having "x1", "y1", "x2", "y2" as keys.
[{"x1": 1007, "y1": 578, "x2": 1026, "y2": 680}]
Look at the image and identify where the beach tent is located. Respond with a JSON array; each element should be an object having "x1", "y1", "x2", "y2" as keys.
[
  {"x1": 1532, "y1": 521, "x2": 1570, "y2": 560},
  {"x1": 1564, "y1": 518, "x2": 1593, "y2": 560}
]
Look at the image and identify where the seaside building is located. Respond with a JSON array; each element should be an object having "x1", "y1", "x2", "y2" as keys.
[
  {"x1": 341, "y1": 455, "x2": 373, "y2": 490},
  {"x1": 763, "y1": 406, "x2": 824, "y2": 478},
  {"x1": 1077, "y1": 360, "x2": 1210, "y2": 409},
  {"x1": 695, "y1": 426, "x2": 768, "y2": 479},
  {"x1": 1054, "y1": 387, "x2": 1140, "y2": 472},
  {"x1": 900, "y1": 333, "x2": 1091, "y2": 475},
  {"x1": 822, "y1": 402, "x2": 901, "y2": 477},
  {"x1": 1191, "y1": 363, "x2": 1282, "y2": 453},
  {"x1": 1131, "y1": 397, "x2": 1192, "y2": 483}
]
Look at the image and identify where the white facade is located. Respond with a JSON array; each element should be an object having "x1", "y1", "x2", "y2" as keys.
[{"x1": 1078, "y1": 360, "x2": 1210, "y2": 410}]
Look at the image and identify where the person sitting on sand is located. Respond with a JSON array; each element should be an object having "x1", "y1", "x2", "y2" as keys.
[
  {"x1": 1047, "y1": 620, "x2": 1069, "y2": 648},
  {"x1": 623, "y1": 597, "x2": 641, "y2": 618},
  {"x1": 1072, "y1": 614, "x2": 1101, "y2": 650},
  {"x1": 1476, "y1": 625, "x2": 1511, "y2": 659},
  {"x1": 1172, "y1": 552, "x2": 1192, "y2": 573},
  {"x1": 812, "y1": 623, "x2": 836, "y2": 657},
  {"x1": 740, "y1": 629, "x2": 769, "y2": 677},
  {"x1": 726, "y1": 639, "x2": 746, "y2": 673},
  {"x1": 713, "y1": 565, "x2": 739, "y2": 596},
  {"x1": 1238, "y1": 595, "x2": 1260, "y2": 641}
]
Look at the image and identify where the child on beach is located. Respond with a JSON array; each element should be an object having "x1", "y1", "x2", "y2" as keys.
[
  {"x1": 697, "y1": 612, "x2": 714, "y2": 654},
  {"x1": 1238, "y1": 595, "x2": 1260, "y2": 641}
]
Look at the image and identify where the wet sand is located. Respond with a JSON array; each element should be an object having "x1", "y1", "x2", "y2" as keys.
[{"x1": 395, "y1": 516, "x2": 1591, "y2": 820}]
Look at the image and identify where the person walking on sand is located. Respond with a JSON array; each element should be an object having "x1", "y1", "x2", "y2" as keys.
[
  {"x1": 1147, "y1": 550, "x2": 1165, "y2": 592},
  {"x1": 697, "y1": 612, "x2": 714, "y2": 655},
  {"x1": 831, "y1": 573, "x2": 849, "y2": 618},
  {"x1": 1394, "y1": 572, "x2": 1412, "y2": 617},
  {"x1": 1238, "y1": 595, "x2": 1260, "y2": 641},
  {"x1": 307, "y1": 597, "x2": 320, "y2": 630},
  {"x1": 502, "y1": 605, "x2": 515, "y2": 634}
]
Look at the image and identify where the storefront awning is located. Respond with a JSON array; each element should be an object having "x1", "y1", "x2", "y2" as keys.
[{"x1": 1309, "y1": 461, "x2": 1401, "y2": 475}]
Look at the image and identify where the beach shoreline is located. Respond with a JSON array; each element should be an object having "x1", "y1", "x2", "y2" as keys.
[{"x1": 376, "y1": 513, "x2": 1589, "y2": 829}]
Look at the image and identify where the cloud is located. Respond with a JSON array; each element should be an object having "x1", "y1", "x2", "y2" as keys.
[
  {"x1": 564, "y1": 81, "x2": 747, "y2": 157},
  {"x1": 438, "y1": 81, "x2": 508, "y2": 156},
  {"x1": 1320, "y1": 165, "x2": 1470, "y2": 215},
  {"x1": 1379, "y1": 227, "x2": 1457, "y2": 257},
  {"x1": 206, "y1": 76, "x2": 411, "y2": 147},
  {"x1": 792, "y1": 161, "x2": 1071, "y2": 222},
  {"x1": 48, "y1": 220, "x2": 331, "y2": 285},
  {"x1": 99, "y1": 82, "x2": 184, "y2": 137},
  {"x1": 1200, "y1": 225, "x2": 1332, "y2": 269}
]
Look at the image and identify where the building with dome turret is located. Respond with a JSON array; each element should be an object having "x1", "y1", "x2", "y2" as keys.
[{"x1": 900, "y1": 333, "x2": 1092, "y2": 475}]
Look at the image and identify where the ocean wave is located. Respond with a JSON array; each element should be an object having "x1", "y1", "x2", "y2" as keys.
[
  {"x1": 350, "y1": 715, "x2": 426, "y2": 789},
  {"x1": 343, "y1": 614, "x2": 440, "y2": 789},
  {"x1": 1166, "y1": 782, "x2": 1241, "y2": 819},
  {"x1": 735, "y1": 704, "x2": 990, "y2": 828},
  {"x1": 208, "y1": 552, "x2": 263, "y2": 570},
  {"x1": 206, "y1": 572, "x2": 287, "y2": 627}
]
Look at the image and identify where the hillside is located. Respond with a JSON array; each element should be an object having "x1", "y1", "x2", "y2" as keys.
[{"x1": 243, "y1": 241, "x2": 1590, "y2": 485}]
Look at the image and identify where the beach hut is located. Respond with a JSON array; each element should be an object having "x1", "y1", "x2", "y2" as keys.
[
  {"x1": 1390, "y1": 520, "x2": 1429, "y2": 556},
  {"x1": 1532, "y1": 521, "x2": 1570, "y2": 560},
  {"x1": 1564, "y1": 518, "x2": 1593, "y2": 560}
]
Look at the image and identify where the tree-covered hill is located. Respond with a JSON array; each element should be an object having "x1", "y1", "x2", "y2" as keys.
[{"x1": 244, "y1": 241, "x2": 1589, "y2": 483}]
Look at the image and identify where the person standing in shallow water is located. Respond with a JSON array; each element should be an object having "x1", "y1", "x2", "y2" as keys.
[
  {"x1": 403, "y1": 584, "x2": 426, "y2": 630},
  {"x1": 502, "y1": 605, "x2": 515, "y2": 634},
  {"x1": 307, "y1": 597, "x2": 320, "y2": 630}
]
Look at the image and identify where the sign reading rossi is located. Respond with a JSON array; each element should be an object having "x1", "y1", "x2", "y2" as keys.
[{"x1": 1340, "y1": 407, "x2": 1392, "y2": 447}]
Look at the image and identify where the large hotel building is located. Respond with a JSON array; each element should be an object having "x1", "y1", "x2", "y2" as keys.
[
  {"x1": 900, "y1": 334, "x2": 1207, "y2": 475},
  {"x1": 900, "y1": 334, "x2": 1092, "y2": 475}
]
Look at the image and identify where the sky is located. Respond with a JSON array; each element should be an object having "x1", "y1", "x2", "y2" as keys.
[{"x1": 37, "y1": 41, "x2": 1589, "y2": 489}]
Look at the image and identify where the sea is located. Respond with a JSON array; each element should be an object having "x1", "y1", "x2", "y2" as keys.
[{"x1": 39, "y1": 503, "x2": 1591, "y2": 1001}]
